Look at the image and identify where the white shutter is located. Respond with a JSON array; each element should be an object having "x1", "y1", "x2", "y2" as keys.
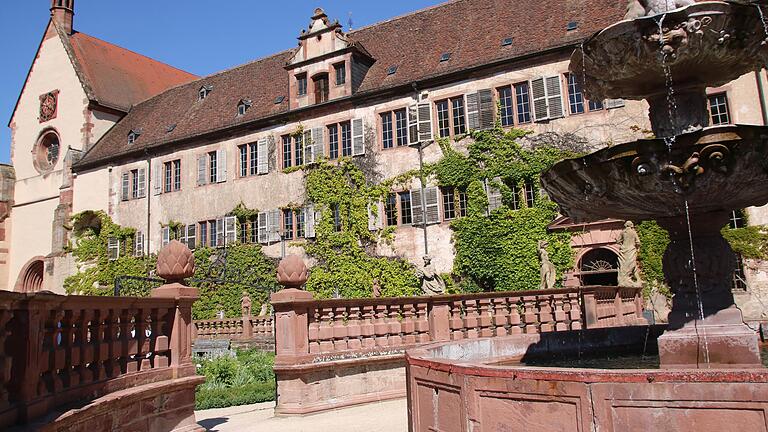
[
  {"x1": 531, "y1": 77, "x2": 548, "y2": 121},
  {"x1": 417, "y1": 102, "x2": 433, "y2": 142},
  {"x1": 121, "y1": 173, "x2": 129, "y2": 201},
  {"x1": 411, "y1": 189, "x2": 424, "y2": 226},
  {"x1": 154, "y1": 161, "x2": 163, "y2": 195},
  {"x1": 368, "y1": 202, "x2": 384, "y2": 231},
  {"x1": 107, "y1": 237, "x2": 120, "y2": 260},
  {"x1": 466, "y1": 92, "x2": 480, "y2": 130},
  {"x1": 352, "y1": 118, "x2": 365, "y2": 156},
  {"x1": 545, "y1": 76, "x2": 564, "y2": 119},
  {"x1": 186, "y1": 224, "x2": 196, "y2": 250},
  {"x1": 216, "y1": 149, "x2": 227, "y2": 183},
  {"x1": 224, "y1": 216, "x2": 237, "y2": 245},
  {"x1": 408, "y1": 104, "x2": 419, "y2": 145},
  {"x1": 478, "y1": 89, "x2": 495, "y2": 130},
  {"x1": 257, "y1": 139, "x2": 269, "y2": 174},
  {"x1": 197, "y1": 156, "x2": 207, "y2": 185},
  {"x1": 304, "y1": 205, "x2": 316, "y2": 238},
  {"x1": 311, "y1": 128, "x2": 325, "y2": 161},
  {"x1": 424, "y1": 187, "x2": 440, "y2": 224},
  {"x1": 269, "y1": 209, "x2": 281, "y2": 242},
  {"x1": 605, "y1": 98, "x2": 625, "y2": 109},
  {"x1": 216, "y1": 218, "x2": 224, "y2": 246},
  {"x1": 137, "y1": 168, "x2": 146, "y2": 198},
  {"x1": 134, "y1": 232, "x2": 144, "y2": 257},
  {"x1": 162, "y1": 227, "x2": 170, "y2": 247},
  {"x1": 258, "y1": 212, "x2": 268, "y2": 244},
  {"x1": 486, "y1": 178, "x2": 503, "y2": 213}
]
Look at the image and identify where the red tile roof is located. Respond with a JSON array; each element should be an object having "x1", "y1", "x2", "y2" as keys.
[
  {"x1": 67, "y1": 31, "x2": 197, "y2": 112},
  {"x1": 76, "y1": 0, "x2": 626, "y2": 169}
]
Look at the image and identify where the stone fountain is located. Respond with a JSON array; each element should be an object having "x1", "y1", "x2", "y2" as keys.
[
  {"x1": 405, "y1": 2, "x2": 768, "y2": 430},
  {"x1": 546, "y1": 0, "x2": 768, "y2": 368}
]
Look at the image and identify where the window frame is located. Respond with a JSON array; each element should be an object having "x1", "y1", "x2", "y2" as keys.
[
  {"x1": 708, "y1": 92, "x2": 731, "y2": 125},
  {"x1": 313, "y1": 73, "x2": 330, "y2": 104},
  {"x1": 565, "y1": 73, "x2": 604, "y2": 115},
  {"x1": 379, "y1": 108, "x2": 409, "y2": 150},
  {"x1": 434, "y1": 96, "x2": 467, "y2": 139},
  {"x1": 296, "y1": 73, "x2": 308, "y2": 97},
  {"x1": 498, "y1": 86, "x2": 515, "y2": 127},
  {"x1": 334, "y1": 62, "x2": 347, "y2": 86},
  {"x1": 514, "y1": 82, "x2": 532, "y2": 125}
]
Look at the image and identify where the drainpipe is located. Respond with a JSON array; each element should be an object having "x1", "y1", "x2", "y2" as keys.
[
  {"x1": 411, "y1": 82, "x2": 430, "y2": 257},
  {"x1": 145, "y1": 150, "x2": 152, "y2": 278},
  {"x1": 755, "y1": 70, "x2": 768, "y2": 126}
]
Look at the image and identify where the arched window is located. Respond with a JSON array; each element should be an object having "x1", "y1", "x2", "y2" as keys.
[
  {"x1": 15, "y1": 257, "x2": 45, "y2": 293},
  {"x1": 33, "y1": 130, "x2": 60, "y2": 173},
  {"x1": 579, "y1": 248, "x2": 619, "y2": 286}
]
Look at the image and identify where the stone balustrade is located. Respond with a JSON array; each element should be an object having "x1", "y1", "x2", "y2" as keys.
[
  {"x1": 270, "y1": 285, "x2": 645, "y2": 415},
  {"x1": 0, "y1": 240, "x2": 204, "y2": 431},
  {"x1": 193, "y1": 314, "x2": 274, "y2": 340}
]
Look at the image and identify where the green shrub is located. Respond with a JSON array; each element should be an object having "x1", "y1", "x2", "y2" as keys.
[
  {"x1": 195, "y1": 350, "x2": 276, "y2": 410},
  {"x1": 195, "y1": 382, "x2": 276, "y2": 410}
]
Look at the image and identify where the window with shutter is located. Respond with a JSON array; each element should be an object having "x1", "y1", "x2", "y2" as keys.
[
  {"x1": 108, "y1": 237, "x2": 120, "y2": 261},
  {"x1": 352, "y1": 118, "x2": 365, "y2": 156},
  {"x1": 186, "y1": 224, "x2": 196, "y2": 250},
  {"x1": 410, "y1": 189, "x2": 424, "y2": 226},
  {"x1": 162, "y1": 227, "x2": 170, "y2": 247},
  {"x1": 153, "y1": 161, "x2": 163, "y2": 195},
  {"x1": 304, "y1": 205, "x2": 316, "y2": 238},
  {"x1": 215, "y1": 218, "x2": 224, "y2": 246},
  {"x1": 545, "y1": 76, "x2": 564, "y2": 119},
  {"x1": 311, "y1": 127, "x2": 325, "y2": 161},
  {"x1": 216, "y1": 149, "x2": 227, "y2": 183},
  {"x1": 424, "y1": 187, "x2": 440, "y2": 224},
  {"x1": 478, "y1": 89, "x2": 495, "y2": 130},
  {"x1": 197, "y1": 156, "x2": 207, "y2": 186},
  {"x1": 137, "y1": 168, "x2": 146, "y2": 198},
  {"x1": 417, "y1": 102, "x2": 433, "y2": 142},
  {"x1": 224, "y1": 216, "x2": 237, "y2": 245},
  {"x1": 304, "y1": 130, "x2": 315, "y2": 163},
  {"x1": 269, "y1": 209, "x2": 281, "y2": 242},
  {"x1": 466, "y1": 92, "x2": 480, "y2": 130},
  {"x1": 121, "y1": 173, "x2": 129, "y2": 201},
  {"x1": 408, "y1": 104, "x2": 419, "y2": 145},
  {"x1": 134, "y1": 232, "x2": 144, "y2": 257},
  {"x1": 257, "y1": 139, "x2": 269, "y2": 174},
  {"x1": 258, "y1": 212, "x2": 268, "y2": 244},
  {"x1": 530, "y1": 77, "x2": 548, "y2": 121},
  {"x1": 486, "y1": 178, "x2": 503, "y2": 213}
]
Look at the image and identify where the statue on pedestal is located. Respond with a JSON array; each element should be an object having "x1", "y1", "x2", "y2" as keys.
[
  {"x1": 538, "y1": 240, "x2": 556, "y2": 290},
  {"x1": 617, "y1": 221, "x2": 643, "y2": 287},
  {"x1": 417, "y1": 256, "x2": 446, "y2": 296},
  {"x1": 372, "y1": 279, "x2": 382, "y2": 298},
  {"x1": 259, "y1": 303, "x2": 269, "y2": 317},
  {"x1": 241, "y1": 291, "x2": 252, "y2": 317}
]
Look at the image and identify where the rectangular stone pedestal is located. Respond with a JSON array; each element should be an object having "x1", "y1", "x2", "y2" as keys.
[{"x1": 658, "y1": 322, "x2": 761, "y2": 369}]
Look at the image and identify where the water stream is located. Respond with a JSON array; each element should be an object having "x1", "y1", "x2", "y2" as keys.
[
  {"x1": 684, "y1": 200, "x2": 711, "y2": 367},
  {"x1": 757, "y1": 3, "x2": 768, "y2": 41}
]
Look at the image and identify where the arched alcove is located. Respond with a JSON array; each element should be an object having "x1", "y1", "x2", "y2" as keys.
[
  {"x1": 579, "y1": 248, "x2": 619, "y2": 286},
  {"x1": 15, "y1": 256, "x2": 46, "y2": 293}
]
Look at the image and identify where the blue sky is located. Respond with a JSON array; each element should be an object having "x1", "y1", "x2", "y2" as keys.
[{"x1": 0, "y1": 0, "x2": 442, "y2": 164}]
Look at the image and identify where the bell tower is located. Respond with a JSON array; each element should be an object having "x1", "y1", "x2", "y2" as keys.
[{"x1": 50, "y1": 0, "x2": 75, "y2": 35}]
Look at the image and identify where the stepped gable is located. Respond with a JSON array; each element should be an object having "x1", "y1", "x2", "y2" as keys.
[{"x1": 75, "y1": 0, "x2": 625, "y2": 170}]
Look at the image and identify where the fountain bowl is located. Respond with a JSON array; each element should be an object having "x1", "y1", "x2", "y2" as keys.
[{"x1": 405, "y1": 327, "x2": 768, "y2": 431}]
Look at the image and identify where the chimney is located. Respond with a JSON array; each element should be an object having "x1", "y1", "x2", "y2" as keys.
[{"x1": 50, "y1": 0, "x2": 75, "y2": 35}]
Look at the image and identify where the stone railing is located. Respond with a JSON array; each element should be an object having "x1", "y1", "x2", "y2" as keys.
[
  {"x1": 0, "y1": 240, "x2": 204, "y2": 431},
  {"x1": 193, "y1": 314, "x2": 274, "y2": 340},
  {"x1": 270, "y1": 284, "x2": 646, "y2": 414}
]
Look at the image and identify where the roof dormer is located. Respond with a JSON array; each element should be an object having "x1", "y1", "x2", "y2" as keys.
[{"x1": 286, "y1": 8, "x2": 375, "y2": 110}]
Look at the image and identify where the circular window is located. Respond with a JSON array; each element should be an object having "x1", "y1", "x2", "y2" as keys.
[{"x1": 34, "y1": 131, "x2": 60, "y2": 173}]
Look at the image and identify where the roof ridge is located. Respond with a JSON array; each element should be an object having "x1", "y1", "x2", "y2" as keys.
[
  {"x1": 68, "y1": 30, "x2": 197, "y2": 79},
  {"x1": 348, "y1": 0, "x2": 466, "y2": 34}
]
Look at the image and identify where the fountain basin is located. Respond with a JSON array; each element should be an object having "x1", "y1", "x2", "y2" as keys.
[{"x1": 405, "y1": 327, "x2": 768, "y2": 431}]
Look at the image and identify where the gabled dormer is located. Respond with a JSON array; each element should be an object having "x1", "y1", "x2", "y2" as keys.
[{"x1": 286, "y1": 8, "x2": 374, "y2": 110}]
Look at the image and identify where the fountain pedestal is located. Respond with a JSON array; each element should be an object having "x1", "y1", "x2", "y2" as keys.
[{"x1": 657, "y1": 211, "x2": 761, "y2": 368}]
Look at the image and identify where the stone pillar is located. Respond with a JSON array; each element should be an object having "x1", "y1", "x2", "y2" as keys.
[
  {"x1": 581, "y1": 289, "x2": 598, "y2": 328},
  {"x1": 657, "y1": 212, "x2": 761, "y2": 368},
  {"x1": 150, "y1": 240, "x2": 200, "y2": 378},
  {"x1": 428, "y1": 298, "x2": 451, "y2": 342},
  {"x1": 271, "y1": 255, "x2": 312, "y2": 365}
]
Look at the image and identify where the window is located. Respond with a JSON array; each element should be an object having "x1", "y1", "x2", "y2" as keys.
[
  {"x1": 131, "y1": 169, "x2": 140, "y2": 199},
  {"x1": 509, "y1": 183, "x2": 519, "y2": 210},
  {"x1": 282, "y1": 134, "x2": 305, "y2": 169},
  {"x1": 107, "y1": 237, "x2": 120, "y2": 261},
  {"x1": 127, "y1": 131, "x2": 139, "y2": 145},
  {"x1": 133, "y1": 232, "x2": 145, "y2": 257},
  {"x1": 328, "y1": 124, "x2": 339, "y2": 159},
  {"x1": 381, "y1": 112, "x2": 394, "y2": 149},
  {"x1": 199, "y1": 222, "x2": 208, "y2": 247},
  {"x1": 334, "y1": 62, "x2": 346, "y2": 86},
  {"x1": 498, "y1": 86, "x2": 514, "y2": 127},
  {"x1": 197, "y1": 150, "x2": 226, "y2": 186},
  {"x1": 395, "y1": 109, "x2": 408, "y2": 147},
  {"x1": 162, "y1": 160, "x2": 181, "y2": 193},
  {"x1": 296, "y1": 210, "x2": 306, "y2": 238},
  {"x1": 515, "y1": 83, "x2": 532, "y2": 124},
  {"x1": 199, "y1": 86, "x2": 212, "y2": 101},
  {"x1": 400, "y1": 192, "x2": 413, "y2": 225},
  {"x1": 442, "y1": 188, "x2": 457, "y2": 220},
  {"x1": 341, "y1": 121, "x2": 352, "y2": 157},
  {"x1": 282, "y1": 135, "x2": 292, "y2": 169},
  {"x1": 283, "y1": 209, "x2": 294, "y2": 240},
  {"x1": 567, "y1": 74, "x2": 585, "y2": 114},
  {"x1": 332, "y1": 204, "x2": 342, "y2": 232},
  {"x1": 732, "y1": 254, "x2": 748, "y2": 291},
  {"x1": 729, "y1": 209, "x2": 746, "y2": 229},
  {"x1": 122, "y1": 168, "x2": 146, "y2": 201},
  {"x1": 588, "y1": 100, "x2": 604, "y2": 111},
  {"x1": 709, "y1": 93, "x2": 731, "y2": 125},
  {"x1": 34, "y1": 131, "x2": 60, "y2": 173},
  {"x1": 237, "y1": 99, "x2": 251, "y2": 116},
  {"x1": 208, "y1": 151, "x2": 217, "y2": 184},
  {"x1": 524, "y1": 181, "x2": 537, "y2": 207},
  {"x1": 458, "y1": 189, "x2": 468, "y2": 217},
  {"x1": 239, "y1": 145, "x2": 248, "y2": 177},
  {"x1": 293, "y1": 135, "x2": 303, "y2": 166},
  {"x1": 435, "y1": 97, "x2": 466, "y2": 138},
  {"x1": 314, "y1": 73, "x2": 329, "y2": 104},
  {"x1": 385, "y1": 193, "x2": 398, "y2": 226},
  {"x1": 296, "y1": 73, "x2": 307, "y2": 96},
  {"x1": 238, "y1": 143, "x2": 262, "y2": 177}
]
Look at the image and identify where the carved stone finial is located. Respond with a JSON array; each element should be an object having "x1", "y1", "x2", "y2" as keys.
[
  {"x1": 277, "y1": 255, "x2": 308, "y2": 289},
  {"x1": 313, "y1": 8, "x2": 326, "y2": 18},
  {"x1": 156, "y1": 240, "x2": 195, "y2": 283}
]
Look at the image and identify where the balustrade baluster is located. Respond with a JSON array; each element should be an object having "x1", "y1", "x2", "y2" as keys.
[
  {"x1": 374, "y1": 305, "x2": 389, "y2": 347},
  {"x1": 492, "y1": 298, "x2": 508, "y2": 337},
  {"x1": 308, "y1": 307, "x2": 320, "y2": 354},
  {"x1": 360, "y1": 305, "x2": 376, "y2": 348},
  {"x1": 553, "y1": 294, "x2": 567, "y2": 331},
  {"x1": 347, "y1": 306, "x2": 362, "y2": 350},
  {"x1": 401, "y1": 303, "x2": 417, "y2": 345},
  {"x1": 507, "y1": 298, "x2": 523, "y2": 334},
  {"x1": 449, "y1": 301, "x2": 464, "y2": 340},
  {"x1": 464, "y1": 300, "x2": 480, "y2": 339},
  {"x1": 478, "y1": 299, "x2": 493, "y2": 337},
  {"x1": 318, "y1": 307, "x2": 334, "y2": 353},
  {"x1": 538, "y1": 295, "x2": 554, "y2": 332},
  {"x1": 415, "y1": 303, "x2": 430, "y2": 343},
  {"x1": 332, "y1": 306, "x2": 349, "y2": 352},
  {"x1": 522, "y1": 296, "x2": 539, "y2": 334}
]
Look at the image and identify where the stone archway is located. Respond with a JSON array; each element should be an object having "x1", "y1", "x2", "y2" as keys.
[
  {"x1": 578, "y1": 248, "x2": 619, "y2": 286},
  {"x1": 15, "y1": 256, "x2": 46, "y2": 293}
]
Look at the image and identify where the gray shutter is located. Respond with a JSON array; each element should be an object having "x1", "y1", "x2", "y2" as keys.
[
  {"x1": 417, "y1": 102, "x2": 433, "y2": 142},
  {"x1": 424, "y1": 187, "x2": 440, "y2": 224},
  {"x1": 466, "y1": 92, "x2": 480, "y2": 130},
  {"x1": 257, "y1": 139, "x2": 269, "y2": 174},
  {"x1": 408, "y1": 104, "x2": 419, "y2": 145},
  {"x1": 107, "y1": 237, "x2": 120, "y2": 260},
  {"x1": 545, "y1": 76, "x2": 564, "y2": 119},
  {"x1": 162, "y1": 227, "x2": 170, "y2": 247},
  {"x1": 352, "y1": 118, "x2": 365, "y2": 156},
  {"x1": 186, "y1": 224, "x2": 196, "y2": 250},
  {"x1": 311, "y1": 127, "x2": 325, "y2": 160},
  {"x1": 410, "y1": 189, "x2": 424, "y2": 226},
  {"x1": 137, "y1": 168, "x2": 146, "y2": 198},
  {"x1": 197, "y1": 156, "x2": 207, "y2": 185},
  {"x1": 304, "y1": 131, "x2": 315, "y2": 163},
  {"x1": 605, "y1": 98, "x2": 625, "y2": 109},
  {"x1": 215, "y1": 218, "x2": 224, "y2": 246},
  {"x1": 216, "y1": 149, "x2": 227, "y2": 182},
  {"x1": 258, "y1": 212, "x2": 268, "y2": 244},
  {"x1": 225, "y1": 216, "x2": 237, "y2": 245},
  {"x1": 486, "y1": 178, "x2": 503, "y2": 213},
  {"x1": 304, "y1": 205, "x2": 316, "y2": 238},
  {"x1": 269, "y1": 209, "x2": 281, "y2": 242},
  {"x1": 154, "y1": 161, "x2": 163, "y2": 195},
  {"x1": 531, "y1": 77, "x2": 548, "y2": 121},
  {"x1": 121, "y1": 173, "x2": 129, "y2": 201},
  {"x1": 478, "y1": 89, "x2": 495, "y2": 130}
]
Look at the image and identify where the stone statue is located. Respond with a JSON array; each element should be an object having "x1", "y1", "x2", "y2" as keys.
[
  {"x1": 617, "y1": 221, "x2": 643, "y2": 287},
  {"x1": 538, "y1": 240, "x2": 556, "y2": 290},
  {"x1": 241, "y1": 291, "x2": 252, "y2": 317},
  {"x1": 258, "y1": 303, "x2": 268, "y2": 317},
  {"x1": 372, "y1": 279, "x2": 382, "y2": 298},
  {"x1": 417, "y1": 256, "x2": 446, "y2": 296},
  {"x1": 625, "y1": 0, "x2": 695, "y2": 19}
]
